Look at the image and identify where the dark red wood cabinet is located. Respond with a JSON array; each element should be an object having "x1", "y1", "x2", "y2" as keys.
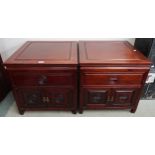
[
  {"x1": 4, "y1": 41, "x2": 78, "y2": 114},
  {"x1": 79, "y1": 41, "x2": 151, "y2": 113},
  {"x1": 4, "y1": 41, "x2": 151, "y2": 115}
]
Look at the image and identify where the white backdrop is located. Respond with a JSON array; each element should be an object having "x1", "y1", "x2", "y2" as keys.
[
  {"x1": 0, "y1": 1, "x2": 155, "y2": 155},
  {"x1": 0, "y1": 38, "x2": 135, "y2": 61}
]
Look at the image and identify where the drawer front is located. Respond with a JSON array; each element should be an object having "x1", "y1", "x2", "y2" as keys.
[
  {"x1": 11, "y1": 72, "x2": 75, "y2": 86},
  {"x1": 81, "y1": 73, "x2": 144, "y2": 86}
]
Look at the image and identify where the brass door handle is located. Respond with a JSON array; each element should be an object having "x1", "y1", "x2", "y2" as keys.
[
  {"x1": 43, "y1": 97, "x2": 50, "y2": 103},
  {"x1": 107, "y1": 96, "x2": 111, "y2": 102},
  {"x1": 107, "y1": 96, "x2": 114, "y2": 102},
  {"x1": 110, "y1": 96, "x2": 114, "y2": 102}
]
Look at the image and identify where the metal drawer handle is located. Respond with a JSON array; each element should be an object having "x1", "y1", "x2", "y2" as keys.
[
  {"x1": 38, "y1": 75, "x2": 47, "y2": 85},
  {"x1": 119, "y1": 96, "x2": 128, "y2": 100},
  {"x1": 110, "y1": 77, "x2": 118, "y2": 81}
]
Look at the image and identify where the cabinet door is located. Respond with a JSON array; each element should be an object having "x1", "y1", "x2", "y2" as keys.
[
  {"x1": 82, "y1": 88, "x2": 111, "y2": 108},
  {"x1": 17, "y1": 87, "x2": 74, "y2": 109},
  {"x1": 21, "y1": 88, "x2": 46, "y2": 107},
  {"x1": 112, "y1": 88, "x2": 138, "y2": 106},
  {"x1": 44, "y1": 88, "x2": 73, "y2": 108}
]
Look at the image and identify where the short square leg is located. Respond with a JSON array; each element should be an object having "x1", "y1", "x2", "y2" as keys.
[
  {"x1": 79, "y1": 109, "x2": 83, "y2": 114},
  {"x1": 19, "y1": 109, "x2": 25, "y2": 115},
  {"x1": 72, "y1": 110, "x2": 77, "y2": 114},
  {"x1": 130, "y1": 108, "x2": 137, "y2": 113}
]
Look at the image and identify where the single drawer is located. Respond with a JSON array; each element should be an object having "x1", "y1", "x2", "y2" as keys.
[
  {"x1": 81, "y1": 73, "x2": 144, "y2": 86},
  {"x1": 11, "y1": 72, "x2": 75, "y2": 86}
]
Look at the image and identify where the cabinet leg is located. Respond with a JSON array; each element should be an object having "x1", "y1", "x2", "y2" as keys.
[
  {"x1": 130, "y1": 103, "x2": 139, "y2": 113},
  {"x1": 72, "y1": 110, "x2": 77, "y2": 114},
  {"x1": 19, "y1": 109, "x2": 25, "y2": 115},
  {"x1": 130, "y1": 108, "x2": 137, "y2": 113},
  {"x1": 79, "y1": 109, "x2": 83, "y2": 114}
]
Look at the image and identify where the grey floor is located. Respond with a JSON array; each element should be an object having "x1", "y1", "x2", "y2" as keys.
[
  {"x1": 0, "y1": 92, "x2": 154, "y2": 117},
  {"x1": 0, "y1": 92, "x2": 14, "y2": 117}
]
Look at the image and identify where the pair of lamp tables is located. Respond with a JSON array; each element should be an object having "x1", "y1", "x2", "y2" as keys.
[{"x1": 4, "y1": 41, "x2": 151, "y2": 115}]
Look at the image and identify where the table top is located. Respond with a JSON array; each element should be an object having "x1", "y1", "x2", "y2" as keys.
[
  {"x1": 5, "y1": 41, "x2": 78, "y2": 66},
  {"x1": 79, "y1": 41, "x2": 151, "y2": 66}
]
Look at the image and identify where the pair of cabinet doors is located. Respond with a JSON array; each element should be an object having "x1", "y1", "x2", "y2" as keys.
[{"x1": 80, "y1": 87, "x2": 140, "y2": 112}]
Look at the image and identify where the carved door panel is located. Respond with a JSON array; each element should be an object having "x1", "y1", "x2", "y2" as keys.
[
  {"x1": 44, "y1": 88, "x2": 73, "y2": 108},
  {"x1": 112, "y1": 88, "x2": 138, "y2": 106},
  {"x1": 21, "y1": 88, "x2": 46, "y2": 107},
  {"x1": 19, "y1": 87, "x2": 73, "y2": 108},
  {"x1": 83, "y1": 88, "x2": 111, "y2": 108}
]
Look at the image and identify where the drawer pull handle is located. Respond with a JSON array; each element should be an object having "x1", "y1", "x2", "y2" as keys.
[
  {"x1": 38, "y1": 75, "x2": 47, "y2": 85},
  {"x1": 110, "y1": 77, "x2": 118, "y2": 81},
  {"x1": 119, "y1": 96, "x2": 128, "y2": 100}
]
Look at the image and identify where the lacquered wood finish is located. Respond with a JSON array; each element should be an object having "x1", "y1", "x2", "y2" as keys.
[
  {"x1": 79, "y1": 41, "x2": 151, "y2": 113},
  {"x1": 4, "y1": 41, "x2": 78, "y2": 114},
  {"x1": 9, "y1": 68, "x2": 76, "y2": 87},
  {"x1": 79, "y1": 41, "x2": 150, "y2": 66},
  {"x1": 4, "y1": 40, "x2": 151, "y2": 114},
  {"x1": 81, "y1": 73, "x2": 144, "y2": 85},
  {"x1": 5, "y1": 41, "x2": 78, "y2": 66}
]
